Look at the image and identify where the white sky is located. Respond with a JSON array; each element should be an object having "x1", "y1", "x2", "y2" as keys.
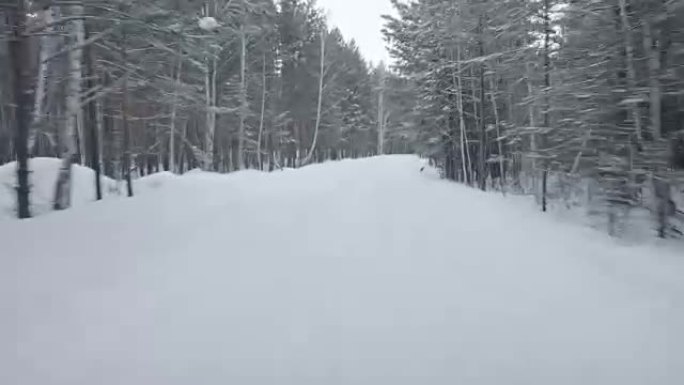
[{"x1": 317, "y1": 0, "x2": 394, "y2": 66}]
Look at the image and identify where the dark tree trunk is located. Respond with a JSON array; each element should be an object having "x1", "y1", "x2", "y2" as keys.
[
  {"x1": 541, "y1": 0, "x2": 551, "y2": 212},
  {"x1": 84, "y1": 25, "x2": 102, "y2": 200},
  {"x1": 443, "y1": 134, "x2": 455, "y2": 181},
  {"x1": 121, "y1": 29, "x2": 133, "y2": 197},
  {"x1": 9, "y1": 1, "x2": 32, "y2": 219},
  {"x1": 101, "y1": 71, "x2": 114, "y2": 178},
  {"x1": 478, "y1": 16, "x2": 487, "y2": 191},
  {"x1": 446, "y1": 91, "x2": 458, "y2": 181},
  {"x1": 653, "y1": 177, "x2": 672, "y2": 238}
]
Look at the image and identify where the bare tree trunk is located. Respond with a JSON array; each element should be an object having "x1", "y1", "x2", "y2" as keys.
[
  {"x1": 454, "y1": 46, "x2": 471, "y2": 185},
  {"x1": 302, "y1": 30, "x2": 325, "y2": 166},
  {"x1": 74, "y1": 5, "x2": 86, "y2": 164},
  {"x1": 541, "y1": 0, "x2": 552, "y2": 212},
  {"x1": 477, "y1": 16, "x2": 487, "y2": 191},
  {"x1": 526, "y1": 62, "x2": 537, "y2": 173},
  {"x1": 642, "y1": 21, "x2": 662, "y2": 140},
  {"x1": 84, "y1": 24, "x2": 102, "y2": 200},
  {"x1": 257, "y1": 53, "x2": 267, "y2": 169},
  {"x1": 618, "y1": 0, "x2": 644, "y2": 141},
  {"x1": 489, "y1": 74, "x2": 505, "y2": 192},
  {"x1": 54, "y1": 2, "x2": 84, "y2": 210},
  {"x1": 377, "y1": 65, "x2": 386, "y2": 155},
  {"x1": 9, "y1": 0, "x2": 32, "y2": 218},
  {"x1": 204, "y1": 54, "x2": 217, "y2": 171},
  {"x1": 169, "y1": 46, "x2": 183, "y2": 173},
  {"x1": 202, "y1": 2, "x2": 218, "y2": 172},
  {"x1": 180, "y1": 120, "x2": 188, "y2": 172},
  {"x1": 121, "y1": 30, "x2": 133, "y2": 197},
  {"x1": 102, "y1": 72, "x2": 115, "y2": 179},
  {"x1": 469, "y1": 65, "x2": 480, "y2": 184},
  {"x1": 571, "y1": 128, "x2": 592, "y2": 174},
  {"x1": 237, "y1": 25, "x2": 247, "y2": 170},
  {"x1": 29, "y1": 6, "x2": 53, "y2": 154},
  {"x1": 76, "y1": 91, "x2": 85, "y2": 164}
]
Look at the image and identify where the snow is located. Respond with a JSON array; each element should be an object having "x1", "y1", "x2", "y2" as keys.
[
  {"x1": 2, "y1": 155, "x2": 684, "y2": 385},
  {"x1": 0, "y1": 158, "x2": 116, "y2": 220},
  {"x1": 198, "y1": 16, "x2": 219, "y2": 32},
  {"x1": 0, "y1": 159, "x2": 187, "y2": 221},
  {"x1": 134, "y1": 171, "x2": 179, "y2": 192}
]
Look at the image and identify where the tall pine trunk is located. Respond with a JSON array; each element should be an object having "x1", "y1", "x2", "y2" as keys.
[
  {"x1": 489, "y1": 75, "x2": 505, "y2": 192},
  {"x1": 121, "y1": 29, "x2": 133, "y2": 197},
  {"x1": 169, "y1": 45, "x2": 183, "y2": 173},
  {"x1": 257, "y1": 53, "x2": 267, "y2": 169},
  {"x1": 642, "y1": 21, "x2": 662, "y2": 140},
  {"x1": 237, "y1": 25, "x2": 247, "y2": 170},
  {"x1": 377, "y1": 65, "x2": 386, "y2": 156},
  {"x1": 618, "y1": 0, "x2": 644, "y2": 141},
  {"x1": 204, "y1": 56, "x2": 217, "y2": 171},
  {"x1": 9, "y1": 0, "x2": 32, "y2": 218},
  {"x1": 526, "y1": 62, "x2": 538, "y2": 177},
  {"x1": 454, "y1": 45, "x2": 471, "y2": 185},
  {"x1": 477, "y1": 16, "x2": 487, "y2": 191},
  {"x1": 84, "y1": 24, "x2": 102, "y2": 200},
  {"x1": 541, "y1": 0, "x2": 551, "y2": 212},
  {"x1": 203, "y1": 2, "x2": 218, "y2": 171}
]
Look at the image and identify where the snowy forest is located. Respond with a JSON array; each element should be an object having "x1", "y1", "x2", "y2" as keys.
[
  {"x1": 2, "y1": 0, "x2": 684, "y2": 239},
  {"x1": 3, "y1": 3, "x2": 684, "y2": 382},
  {"x1": 381, "y1": 0, "x2": 684, "y2": 238},
  {"x1": 2, "y1": 0, "x2": 408, "y2": 217}
]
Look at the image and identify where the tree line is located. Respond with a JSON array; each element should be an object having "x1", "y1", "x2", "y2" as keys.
[
  {"x1": 383, "y1": 0, "x2": 684, "y2": 238},
  {"x1": 5, "y1": 0, "x2": 684, "y2": 240}
]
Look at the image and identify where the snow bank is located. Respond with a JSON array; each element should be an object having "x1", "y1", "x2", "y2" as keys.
[
  {"x1": 0, "y1": 159, "x2": 200, "y2": 220},
  {"x1": 1, "y1": 155, "x2": 683, "y2": 385},
  {"x1": 0, "y1": 158, "x2": 116, "y2": 220},
  {"x1": 135, "y1": 171, "x2": 179, "y2": 192}
]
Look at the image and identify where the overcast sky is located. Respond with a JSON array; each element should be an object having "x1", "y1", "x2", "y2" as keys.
[{"x1": 316, "y1": 0, "x2": 394, "y2": 66}]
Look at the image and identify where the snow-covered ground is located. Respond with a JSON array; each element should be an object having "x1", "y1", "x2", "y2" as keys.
[
  {"x1": 2, "y1": 155, "x2": 683, "y2": 385},
  {"x1": 0, "y1": 159, "x2": 186, "y2": 221},
  {"x1": 0, "y1": 158, "x2": 118, "y2": 220}
]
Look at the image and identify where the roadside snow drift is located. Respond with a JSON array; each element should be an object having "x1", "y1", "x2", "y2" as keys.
[
  {"x1": 0, "y1": 158, "x2": 116, "y2": 220},
  {"x1": 2, "y1": 155, "x2": 683, "y2": 385}
]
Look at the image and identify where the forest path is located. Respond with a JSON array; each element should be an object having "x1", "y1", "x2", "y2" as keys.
[{"x1": 2, "y1": 155, "x2": 684, "y2": 385}]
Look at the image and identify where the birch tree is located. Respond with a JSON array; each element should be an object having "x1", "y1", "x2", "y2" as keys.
[
  {"x1": 53, "y1": 1, "x2": 84, "y2": 210},
  {"x1": 301, "y1": 29, "x2": 326, "y2": 166}
]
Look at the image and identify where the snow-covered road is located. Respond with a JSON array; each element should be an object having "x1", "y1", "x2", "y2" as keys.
[{"x1": 2, "y1": 156, "x2": 684, "y2": 385}]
